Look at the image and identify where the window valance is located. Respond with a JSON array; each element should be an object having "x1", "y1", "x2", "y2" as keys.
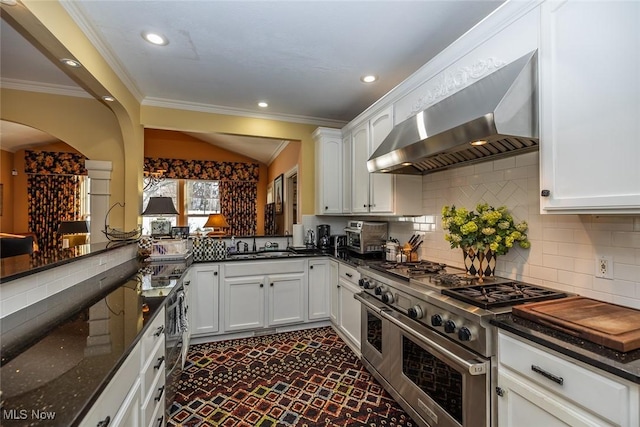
[
  {"x1": 24, "y1": 150, "x2": 88, "y2": 175},
  {"x1": 144, "y1": 157, "x2": 259, "y2": 182}
]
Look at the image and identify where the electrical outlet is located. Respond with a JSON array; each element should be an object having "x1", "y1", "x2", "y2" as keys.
[{"x1": 595, "y1": 256, "x2": 614, "y2": 280}]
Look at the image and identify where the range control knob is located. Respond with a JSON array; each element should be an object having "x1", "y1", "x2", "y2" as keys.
[
  {"x1": 374, "y1": 286, "x2": 384, "y2": 295},
  {"x1": 364, "y1": 280, "x2": 375, "y2": 290},
  {"x1": 381, "y1": 292, "x2": 394, "y2": 304},
  {"x1": 431, "y1": 314, "x2": 443, "y2": 327},
  {"x1": 458, "y1": 326, "x2": 472, "y2": 342},
  {"x1": 358, "y1": 278, "x2": 365, "y2": 287},
  {"x1": 444, "y1": 320, "x2": 457, "y2": 334},
  {"x1": 408, "y1": 305, "x2": 424, "y2": 319}
]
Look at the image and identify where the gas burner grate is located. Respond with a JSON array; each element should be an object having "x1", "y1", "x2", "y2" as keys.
[
  {"x1": 430, "y1": 273, "x2": 475, "y2": 287},
  {"x1": 442, "y1": 282, "x2": 567, "y2": 309}
]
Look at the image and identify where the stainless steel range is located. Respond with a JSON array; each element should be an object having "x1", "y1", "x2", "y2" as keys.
[{"x1": 355, "y1": 261, "x2": 566, "y2": 427}]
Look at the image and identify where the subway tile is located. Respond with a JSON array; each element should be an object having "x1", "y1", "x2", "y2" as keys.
[
  {"x1": 542, "y1": 254, "x2": 575, "y2": 271},
  {"x1": 612, "y1": 231, "x2": 640, "y2": 248},
  {"x1": 615, "y1": 262, "x2": 640, "y2": 282},
  {"x1": 557, "y1": 270, "x2": 592, "y2": 290},
  {"x1": 528, "y1": 265, "x2": 558, "y2": 282}
]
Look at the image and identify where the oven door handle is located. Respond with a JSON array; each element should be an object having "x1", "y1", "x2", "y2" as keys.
[
  {"x1": 354, "y1": 292, "x2": 391, "y2": 315},
  {"x1": 380, "y1": 310, "x2": 488, "y2": 376}
]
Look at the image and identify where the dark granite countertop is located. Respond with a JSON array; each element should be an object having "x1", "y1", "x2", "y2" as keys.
[
  {"x1": 492, "y1": 313, "x2": 640, "y2": 384},
  {"x1": 0, "y1": 257, "x2": 187, "y2": 426},
  {"x1": 1, "y1": 241, "x2": 137, "y2": 283}
]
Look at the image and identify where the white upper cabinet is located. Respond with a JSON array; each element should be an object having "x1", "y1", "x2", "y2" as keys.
[
  {"x1": 368, "y1": 108, "x2": 395, "y2": 213},
  {"x1": 342, "y1": 133, "x2": 352, "y2": 213},
  {"x1": 351, "y1": 121, "x2": 372, "y2": 214},
  {"x1": 313, "y1": 128, "x2": 343, "y2": 215},
  {"x1": 539, "y1": 0, "x2": 640, "y2": 214}
]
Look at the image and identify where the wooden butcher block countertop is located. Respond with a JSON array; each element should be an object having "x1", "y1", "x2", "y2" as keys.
[{"x1": 512, "y1": 296, "x2": 640, "y2": 353}]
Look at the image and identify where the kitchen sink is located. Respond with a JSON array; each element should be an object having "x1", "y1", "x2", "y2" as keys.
[
  {"x1": 257, "y1": 251, "x2": 292, "y2": 257},
  {"x1": 228, "y1": 253, "x2": 259, "y2": 259}
]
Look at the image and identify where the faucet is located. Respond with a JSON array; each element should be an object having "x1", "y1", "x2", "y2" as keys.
[{"x1": 236, "y1": 240, "x2": 245, "y2": 252}]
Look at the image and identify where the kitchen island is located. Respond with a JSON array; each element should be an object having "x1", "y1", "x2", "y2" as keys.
[{"x1": 0, "y1": 256, "x2": 185, "y2": 426}]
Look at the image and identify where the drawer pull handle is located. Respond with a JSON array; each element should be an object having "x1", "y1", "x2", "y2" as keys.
[
  {"x1": 531, "y1": 365, "x2": 564, "y2": 385},
  {"x1": 154, "y1": 326, "x2": 165, "y2": 337},
  {"x1": 97, "y1": 416, "x2": 111, "y2": 427},
  {"x1": 154, "y1": 356, "x2": 165, "y2": 370},
  {"x1": 154, "y1": 385, "x2": 165, "y2": 402},
  {"x1": 345, "y1": 273, "x2": 353, "y2": 278},
  {"x1": 156, "y1": 415, "x2": 164, "y2": 427}
]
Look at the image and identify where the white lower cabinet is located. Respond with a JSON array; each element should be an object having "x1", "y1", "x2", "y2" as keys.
[
  {"x1": 223, "y1": 259, "x2": 305, "y2": 332},
  {"x1": 497, "y1": 331, "x2": 639, "y2": 427},
  {"x1": 329, "y1": 260, "x2": 339, "y2": 324},
  {"x1": 81, "y1": 307, "x2": 166, "y2": 427},
  {"x1": 190, "y1": 264, "x2": 220, "y2": 336},
  {"x1": 308, "y1": 258, "x2": 331, "y2": 320},
  {"x1": 330, "y1": 263, "x2": 361, "y2": 353}
]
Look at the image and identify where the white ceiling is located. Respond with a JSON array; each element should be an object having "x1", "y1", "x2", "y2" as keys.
[{"x1": 0, "y1": 0, "x2": 504, "y2": 161}]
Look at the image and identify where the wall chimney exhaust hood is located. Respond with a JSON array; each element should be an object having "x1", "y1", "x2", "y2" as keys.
[{"x1": 367, "y1": 51, "x2": 538, "y2": 175}]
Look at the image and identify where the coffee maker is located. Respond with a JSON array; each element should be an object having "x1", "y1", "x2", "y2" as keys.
[{"x1": 316, "y1": 224, "x2": 331, "y2": 250}]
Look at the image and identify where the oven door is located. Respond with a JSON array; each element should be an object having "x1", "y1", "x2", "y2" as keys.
[
  {"x1": 383, "y1": 309, "x2": 489, "y2": 427},
  {"x1": 354, "y1": 292, "x2": 391, "y2": 378}
]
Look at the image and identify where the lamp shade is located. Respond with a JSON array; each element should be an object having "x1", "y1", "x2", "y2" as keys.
[
  {"x1": 203, "y1": 214, "x2": 229, "y2": 229},
  {"x1": 204, "y1": 213, "x2": 230, "y2": 236},
  {"x1": 142, "y1": 197, "x2": 179, "y2": 215},
  {"x1": 57, "y1": 220, "x2": 89, "y2": 234}
]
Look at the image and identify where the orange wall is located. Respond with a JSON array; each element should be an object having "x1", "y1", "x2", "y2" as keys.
[
  {"x1": 144, "y1": 129, "x2": 271, "y2": 234},
  {"x1": 267, "y1": 141, "x2": 301, "y2": 183},
  {"x1": 1, "y1": 150, "x2": 15, "y2": 233}
]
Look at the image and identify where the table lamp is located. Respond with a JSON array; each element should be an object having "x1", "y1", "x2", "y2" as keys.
[
  {"x1": 142, "y1": 197, "x2": 179, "y2": 237},
  {"x1": 204, "y1": 213, "x2": 230, "y2": 236},
  {"x1": 58, "y1": 220, "x2": 89, "y2": 248}
]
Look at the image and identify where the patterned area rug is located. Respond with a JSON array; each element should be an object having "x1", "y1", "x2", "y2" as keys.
[{"x1": 168, "y1": 326, "x2": 415, "y2": 426}]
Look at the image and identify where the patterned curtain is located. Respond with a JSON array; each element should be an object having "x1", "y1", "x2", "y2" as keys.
[
  {"x1": 220, "y1": 181, "x2": 257, "y2": 236},
  {"x1": 264, "y1": 203, "x2": 276, "y2": 236},
  {"x1": 28, "y1": 174, "x2": 83, "y2": 254}
]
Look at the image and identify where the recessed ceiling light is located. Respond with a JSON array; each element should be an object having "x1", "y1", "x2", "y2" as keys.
[
  {"x1": 102, "y1": 95, "x2": 115, "y2": 102},
  {"x1": 360, "y1": 75, "x2": 378, "y2": 83},
  {"x1": 142, "y1": 31, "x2": 168, "y2": 46},
  {"x1": 470, "y1": 139, "x2": 488, "y2": 146},
  {"x1": 258, "y1": 101, "x2": 268, "y2": 108},
  {"x1": 60, "y1": 58, "x2": 82, "y2": 68}
]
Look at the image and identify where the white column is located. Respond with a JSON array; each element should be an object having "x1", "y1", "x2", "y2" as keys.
[{"x1": 85, "y1": 160, "x2": 113, "y2": 244}]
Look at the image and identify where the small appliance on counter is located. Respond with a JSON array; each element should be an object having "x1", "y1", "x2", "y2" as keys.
[
  {"x1": 317, "y1": 224, "x2": 331, "y2": 250},
  {"x1": 344, "y1": 221, "x2": 388, "y2": 254},
  {"x1": 330, "y1": 234, "x2": 347, "y2": 257}
]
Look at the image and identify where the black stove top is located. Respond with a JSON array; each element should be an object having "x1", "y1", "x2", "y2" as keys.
[{"x1": 442, "y1": 282, "x2": 567, "y2": 309}]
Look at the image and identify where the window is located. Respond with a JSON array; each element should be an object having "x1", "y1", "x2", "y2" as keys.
[
  {"x1": 142, "y1": 179, "x2": 178, "y2": 235},
  {"x1": 185, "y1": 180, "x2": 220, "y2": 232},
  {"x1": 142, "y1": 179, "x2": 221, "y2": 234}
]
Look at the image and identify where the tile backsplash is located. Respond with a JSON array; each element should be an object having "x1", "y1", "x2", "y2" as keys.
[{"x1": 403, "y1": 151, "x2": 640, "y2": 309}]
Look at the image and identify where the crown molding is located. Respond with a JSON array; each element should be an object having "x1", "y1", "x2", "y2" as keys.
[
  {"x1": 142, "y1": 97, "x2": 347, "y2": 128},
  {"x1": 0, "y1": 78, "x2": 93, "y2": 98}
]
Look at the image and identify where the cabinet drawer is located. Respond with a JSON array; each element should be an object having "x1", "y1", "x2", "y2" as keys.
[
  {"x1": 80, "y1": 344, "x2": 141, "y2": 426},
  {"x1": 224, "y1": 259, "x2": 305, "y2": 277},
  {"x1": 141, "y1": 338, "x2": 166, "y2": 401},
  {"x1": 147, "y1": 397, "x2": 165, "y2": 427},
  {"x1": 338, "y1": 263, "x2": 360, "y2": 284},
  {"x1": 142, "y1": 372, "x2": 166, "y2": 427},
  {"x1": 141, "y1": 307, "x2": 166, "y2": 362},
  {"x1": 499, "y1": 332, "x2": 629, "y2": 425}
]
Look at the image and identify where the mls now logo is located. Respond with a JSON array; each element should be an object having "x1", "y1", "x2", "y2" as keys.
[{"x1": 3, "y1": 409, "x2": 56, "y2": 420}]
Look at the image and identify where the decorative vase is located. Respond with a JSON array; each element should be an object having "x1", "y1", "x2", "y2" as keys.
[
  {"x1": 462, "y1": 247, "x2": 480, "y2": 276},
  {"x1": 476, "y1": 249, "x2": 497, "y2": 283}
]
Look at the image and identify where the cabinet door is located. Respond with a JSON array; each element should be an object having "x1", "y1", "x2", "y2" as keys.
[
  {"x1": 539, "y1": 0, "x2": 640, "y2": 213},
  {"x1": 268, "y1": 273, "x2": 304, "y2": 326},
  {"x1": 338, "y1": 278, "x2": 361, "y2": 350},
  {"x1": 497, "y1": 370, "x2": 611, "y2": 427},
  {"x1": 342, "y1": 133, "x2": 352, "y2": 213},
  {"x1": 314, "y1": 129, "x2": 343, "y2": 215},
  {"x1": 351, "y1": 122, "x2": 370, "y2": 213},
  {"x1": 369, "y1": 107, "x2": 394, "y2": 213},
  {"x1": 329, "y1": 260, "x2": 339, "y2": 324},
  {"x1": 224, "y1": 276, "x2": 265, "y2": 331},
  {"x1": 112, "y1": 380, "x2": 141, "y2": 427},
  {"x1": 308, "y1": 259, "x2": 330, "y2": 320},
  {"x1": 191, "y1": 265, "x2": 220, "y2": 336}
]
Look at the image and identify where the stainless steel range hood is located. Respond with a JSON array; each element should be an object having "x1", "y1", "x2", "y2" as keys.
[{"x1": 368, "y1": 51, "x2": 538, "y2": 175}]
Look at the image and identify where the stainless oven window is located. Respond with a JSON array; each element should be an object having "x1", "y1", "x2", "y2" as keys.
[
  {"x1": 402, "y1": 336, "x2": 463, "y2": 424},
  {"x1": 366, "y1": 311, "x2": 383, "y2": 353}
]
